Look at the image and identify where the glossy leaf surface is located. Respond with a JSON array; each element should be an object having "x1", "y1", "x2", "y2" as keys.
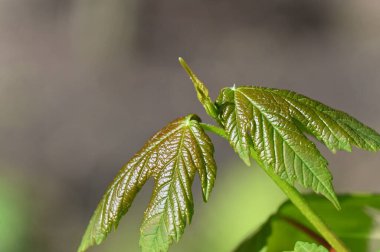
[
  {"x1": 78, "y1": 115, "x2": 216, "y2": 252},
  {"x1": 216, "y1": 86, "x2": 380, "y2": 207}
]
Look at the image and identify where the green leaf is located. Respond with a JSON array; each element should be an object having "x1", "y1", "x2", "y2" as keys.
[
  {"x1": 268, "y1": 89, "x2": 380, "y2": 152},
  {"x1": 216, "y1": 86, "x2": 380, "y2": 208},
  {"x1": 286, "y1": 241, "x2": 328, "y2": 252},
  {"x1": 78, "y1": 114, "x2": 217, "y2": 252},
  {"x1": 235, "y1": 194, "x2": 380, "y2": 252}
]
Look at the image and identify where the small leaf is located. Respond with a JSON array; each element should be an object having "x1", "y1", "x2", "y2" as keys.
[
  {"x1": 287, "y1": 241, "x2": 328, "y2": 252},
  {"x1": 179, "y1": 57, "x2": 219, "y2": 122},
  {"x1": 78, "y1": 115, "x2": 216, "y2": 252}
]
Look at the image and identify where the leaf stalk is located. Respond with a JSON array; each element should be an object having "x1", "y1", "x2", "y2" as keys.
[
  {"x1": 200, "y1": 123, "x2": 228, "y2": 139},
  {"x1": 259, "y1": 164, "x2": 349, "y2": 252}
]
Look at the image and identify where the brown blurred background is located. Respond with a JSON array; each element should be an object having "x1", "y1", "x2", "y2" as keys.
[{"x1": 1, "y1": 1, "x2": 380, "y2": 252}]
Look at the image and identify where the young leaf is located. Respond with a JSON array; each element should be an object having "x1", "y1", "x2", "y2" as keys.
[
  {"x1": 78, "y1": 114, "x2": 216, "y2": 252},
  {"x1": 215, "y1": 87, "x2": 380, "y2": 208},
  {"x1": 268, "y1": 89, "x2": 380, "y2": 152},
  {"x1": 286, "y1": 241, "x2": 328, "y2": 252},
  {"x1": 179, "y1": 57, "x2": 220, "y2": 123}
]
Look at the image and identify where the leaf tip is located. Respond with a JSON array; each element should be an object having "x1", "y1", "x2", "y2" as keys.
[
  {"x1": 333, "y1": 199, "x2": 341, "y2": 210},
  {"x1": 326, "y1": 192, "x2": 341, "y2": 210},
  {"x1": 77, "y1": 224, "x2": 105, "y2": 252},
  {"x1": 77, "y1": 244, "x2": 87, "y2": 252},
  {"x1": 241, "y1": 154, "x2": 251, "y2": 166},
  {"x1": 178, "y1": 57, "x2": 193, "y2": 79},
  {"x1": 201, "y1": 185, "x2": 213, "y2": 203},
  {"x1": 77, "y1": 238, "x2": 92, "y2": 252}
]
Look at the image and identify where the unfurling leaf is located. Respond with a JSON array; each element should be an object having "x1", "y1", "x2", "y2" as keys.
[
  {"x1": 179, "y1": 57, "x2": 219, "y2": 122},
  {"x1": 78, "y1": 114, "x2": 216, "y2": 252},
  {"x1": 215, "y1": 86, "x2": 380, "y2": 208}
]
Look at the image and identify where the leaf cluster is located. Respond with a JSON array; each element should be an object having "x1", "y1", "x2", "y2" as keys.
[{"x1": 78, "y1": 58, "x2": 380, "y2": 252}]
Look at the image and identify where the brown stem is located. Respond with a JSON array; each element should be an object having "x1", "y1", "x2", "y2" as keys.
[{"x1": 280, "y1": 215, "x2": 335, "y2": 251}]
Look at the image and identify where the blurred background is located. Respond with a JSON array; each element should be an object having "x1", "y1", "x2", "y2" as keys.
[{"x1": 1, "y1": 1, "x2": 380, "y2": 251}]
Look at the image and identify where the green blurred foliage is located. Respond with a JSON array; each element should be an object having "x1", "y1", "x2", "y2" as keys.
[
  {"x1": 0, "y1": 177, "x2": 29, "y2": 252},
  {"x1": 235, "y1": 194, "x2": 380, "y2": 252}
]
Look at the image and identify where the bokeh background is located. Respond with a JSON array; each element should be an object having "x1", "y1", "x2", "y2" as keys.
[{"x1": 1, "y1": 1, "x2": 380, "y2": 251}]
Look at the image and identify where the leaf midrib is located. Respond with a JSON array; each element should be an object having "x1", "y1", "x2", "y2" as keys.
[
  {"x1": 144, "y1": 123, "x2": 190, "y2": 245},
  {"x1": 235, "y1": 89, "x2": 334, "y2": 198},
  {"x1": 188, "y1": 125, "x2": 211, "y2": 199},
  {"x1": 230, "y1": 90, "x2": 250, "y2": 164}
]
